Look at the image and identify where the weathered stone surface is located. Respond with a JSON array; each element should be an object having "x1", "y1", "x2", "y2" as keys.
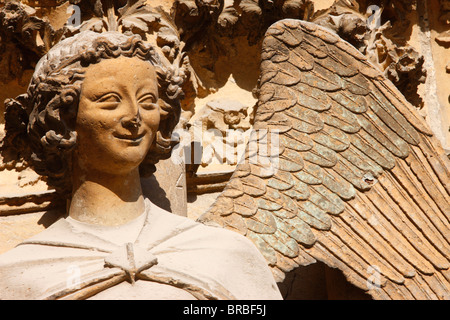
[
  {"x1": 0, "y1": 15, "x2": 281, "y2": 300},
  {"x1": 199, "y1": 19, "x2": 450, "y2": 300},
  {"x1": 1, "y1": 0, "x2": 450, "y2": 300}
]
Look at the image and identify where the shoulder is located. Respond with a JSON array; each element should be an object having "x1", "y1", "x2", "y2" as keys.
[
  {"x1": 146, "y1": 200, "x2": 282, "y2": 300},
  {"x1": 147, "y1": 199, "x2": 260, "y2": 253},
  {"x1": 0, "y1": 242, "x2": 101, "y2": 300}
]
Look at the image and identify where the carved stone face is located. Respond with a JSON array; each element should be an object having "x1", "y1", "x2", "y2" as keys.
[{"x1": 74, "y1": 56, "x2": 160, "y2": 175}]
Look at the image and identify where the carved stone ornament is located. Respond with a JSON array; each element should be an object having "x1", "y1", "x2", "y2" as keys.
[
  {"x1": 0, "y1": 0, "x2": 449, "y2": 300},
  {"x1": 311, "y1": 0, "x2": 427, "y2": 109}
]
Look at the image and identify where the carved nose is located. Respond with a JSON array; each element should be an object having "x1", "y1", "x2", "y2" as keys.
[{"x1": 121, "y1": 112, "x2": 142, "y2": 129}]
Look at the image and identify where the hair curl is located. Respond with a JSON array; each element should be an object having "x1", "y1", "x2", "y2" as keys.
[{"x1": 2, "y1": 31, "x2": 184, "y2": 197}]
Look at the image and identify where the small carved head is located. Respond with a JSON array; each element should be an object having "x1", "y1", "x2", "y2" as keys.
[{"x1": 3, "y1": 31, "x2": 185, "y2": 197}]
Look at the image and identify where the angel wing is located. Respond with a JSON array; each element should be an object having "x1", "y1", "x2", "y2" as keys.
[{"x1": 198, "y1": 19, "x2": 450, "y2": 300}]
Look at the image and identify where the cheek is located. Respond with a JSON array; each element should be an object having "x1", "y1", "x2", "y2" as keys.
[
  {"x1": 76, "y1": 117, "x2": 111, "y2": 142},
  {"x1": 142, "y1": 110, "x2": 161, "y2": 131},
  {"x1": 76, "y1": 105, "x2": 117, "y2": 136}
]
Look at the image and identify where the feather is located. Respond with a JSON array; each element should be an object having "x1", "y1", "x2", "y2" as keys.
[{"x1": 200, "y1": 19, "x2": 450, "y2": 299}]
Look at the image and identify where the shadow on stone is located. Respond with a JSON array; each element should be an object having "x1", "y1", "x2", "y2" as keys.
[
  {"x1": 141, "y1": 176, "x2": 172, "y2": 213},
  {"x1": 278, "y1": 262, "x2": 372, "y2": 300}
]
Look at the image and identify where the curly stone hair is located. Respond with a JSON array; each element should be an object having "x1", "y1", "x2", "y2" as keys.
[{"x1": 2, "y1": 31, "x2": 185, "y2": 197}]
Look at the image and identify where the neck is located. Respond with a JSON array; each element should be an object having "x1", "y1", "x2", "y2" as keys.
[{"x1": 69, "y1": 165, "x2": 145, "y2": 226}]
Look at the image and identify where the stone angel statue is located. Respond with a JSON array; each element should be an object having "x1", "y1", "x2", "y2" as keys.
[
  {"x1": 0, "y1": 31, "x2": 282, "y2": 300},
  {"x1": 198, "y1": 20, "x2": 450, "y2": 300},
  {"x1": 1, "y1": 15, "x2": 449, "y2": 300}
]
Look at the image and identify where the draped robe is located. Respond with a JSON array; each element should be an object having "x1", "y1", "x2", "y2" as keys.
[{"x1": 0, "y1": 199, "x2": 282, "y2": 300}]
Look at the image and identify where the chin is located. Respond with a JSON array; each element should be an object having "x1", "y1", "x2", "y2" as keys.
[
  {"x1": 113, "y1": 152, "x2": 146, "y2": 166},
  {"x1": 111, "y1": 141, "x2": 151, "y2": 160}
]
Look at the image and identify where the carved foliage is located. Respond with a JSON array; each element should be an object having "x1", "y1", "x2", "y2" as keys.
[
  {"x1": 64, "y1": 0, "x2": 181, "y2": 64},
  {"x1": 0, "y1": 1, "x2": 61, "y2": 83},
  {"x1": 172, "y1": 0, "x2": 314, "y2": 45},
  {"x1": 436, "y1": 0, "x2": 450, "y2": 46},
  {"x1": 311, "y1": 0, "x2": 426, "y2": 108}
]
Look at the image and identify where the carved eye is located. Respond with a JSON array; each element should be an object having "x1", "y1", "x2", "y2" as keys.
[
  {"x1": 97, "y1": 93, "x2": 121, "y2": 109},
  {"x1": 138, "y1": 94, "x2": 157, "y2": 110}
]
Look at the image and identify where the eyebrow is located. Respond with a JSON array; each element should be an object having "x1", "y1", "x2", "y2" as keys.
[{"x1": 136, "y1": 81, "x2": 158, "y2": 98}]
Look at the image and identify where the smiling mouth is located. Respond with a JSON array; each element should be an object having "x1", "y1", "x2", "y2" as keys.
[{"x1": 113, "y1": 133, "x2": 145, "y2": 144}]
